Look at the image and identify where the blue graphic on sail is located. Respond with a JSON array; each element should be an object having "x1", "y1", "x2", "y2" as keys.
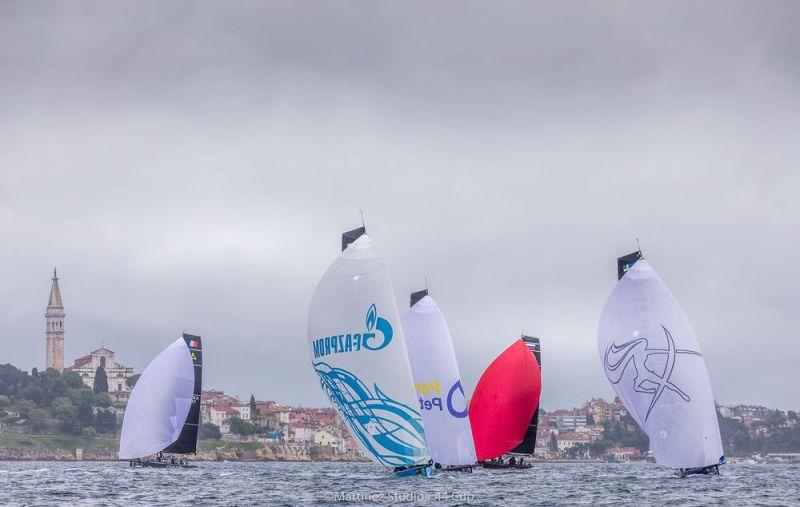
[{"x1": 313, "y1": 361, "x2": 428, "y2": 467}]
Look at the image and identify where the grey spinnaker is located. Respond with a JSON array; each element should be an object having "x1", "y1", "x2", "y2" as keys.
[{"x1": 598, "y1": 258, "x2": 723, "y2": 470}]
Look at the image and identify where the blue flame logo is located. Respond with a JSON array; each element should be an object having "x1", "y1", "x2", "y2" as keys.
[
  {"x1": 446, "y1": 380, "x2": 469, "y2": 418},
  {"x1": 313, "y1": 361, "x2": 429, "y2": 467},
  {"x1": 363, "y1": 304, "x2": 393, "y2": 351},
  {"x1": 366, "y1": 304, "x2": 377, "y2": 331}
]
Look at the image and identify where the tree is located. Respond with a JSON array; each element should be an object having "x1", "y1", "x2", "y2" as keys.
[
  {"x1": 50, "y1": 396, "x2": 75, "y2": 418},
  {"x1": 95, "y1": 410, "x2": 117, "y2": 433},
  {"x1": 0, "y1": 394, "x2": 10, "y2": 408},
  {"x1": 94, "y1": 393, "x2": 113, "y2": 408},
  {"x1": 125, "y1": 374, "x2": 141, "y2": 389},
  {"x1": 249, "y1": 394, "x2": 259, "y2": 417},
  {"x1": 228, "y1": 416, "x2": 255, "y2": 436},
  {"x1": 93, "y1": 367, "x2": 108, "y2": 394},
  {"x1": 62, "y1": 372, "x2": 86, "y2": 389},
  {"x1": 549, "y1": 432, "x2": 558, "y2": 452},
  {"x1": 586, "y1": 413, "x2": 595, "y2": 425},
  {"x1": 82, "y1": 426, "x2": 97, "y2": 440},
  {"x1": 59, "y1": 412, "x2": 83, "y2": 435},
  {"x1": 27, "y1": 408, "x2": 48, "y2": 431},
  {"x1": 199, "y1": 422, "x2": 222, "y2": 440}
]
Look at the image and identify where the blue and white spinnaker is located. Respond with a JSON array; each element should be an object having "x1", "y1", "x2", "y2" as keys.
[{"x1": 307, "y1": 233, "x2": 430, "y2": 468}]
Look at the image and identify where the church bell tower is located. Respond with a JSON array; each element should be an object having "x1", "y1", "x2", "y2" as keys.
[{"x1": 45, "y1": 268, "x2": 65, "y2": 372}]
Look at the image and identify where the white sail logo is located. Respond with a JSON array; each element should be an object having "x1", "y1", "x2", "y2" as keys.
[{"x1": 603, "y1": 325, "x2": 702, "y2": 421}]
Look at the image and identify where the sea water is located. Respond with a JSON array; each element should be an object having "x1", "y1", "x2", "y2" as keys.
[{"x1": 0, "y1": 461, "x2": 797, "y2": 505}]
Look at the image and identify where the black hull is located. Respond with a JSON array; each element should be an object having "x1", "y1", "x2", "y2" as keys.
[
  {"x1": 129, "y1": 459, "x2": 195, "y2": 469},
  {"x1": 480, "y1": 461, "x2": 533, "y2": 470},
  {"x1": 440, "y1": 465, "x2": 473, "y2": 473},
  {"x1": 679, "y1": 464, "x2": 720, "y2": 477}
]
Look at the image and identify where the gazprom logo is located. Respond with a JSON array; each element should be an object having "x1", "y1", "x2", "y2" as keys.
[{"x1": 312, "y1": 304, "x2": 393, "y2": 358}]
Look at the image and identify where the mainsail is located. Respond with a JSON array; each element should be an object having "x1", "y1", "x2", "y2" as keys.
[
  {"x1": 308, "y1": 233, "x2": 430, "y2": 468},
  {"x1": 401, "y1": 291, "x2": 476, "y2": 466},
  {"x1": 598, "y1": 259, "x2": 724, "y2": 469},
  {"x1": 511, "y1": 335, "x2": 542, "y2": 455},
  {"x1": 468, "y1": 339, "x2": 541, "y2": 461},
  {"x1": 119, "y1": 333, "x2": 202, "y2": 460},
  {"x1": 617, "y1": 250, "x2": 642, "y2": 281}
]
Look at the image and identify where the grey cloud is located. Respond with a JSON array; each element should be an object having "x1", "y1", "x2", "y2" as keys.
[{"x1": 0, "y1": 1, "x2": 798, "y2": 410}]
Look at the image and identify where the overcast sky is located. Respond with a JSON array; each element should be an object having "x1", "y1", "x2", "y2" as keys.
[{"x1": 1, "y1": 1, "x2": 798, "y2": 411}]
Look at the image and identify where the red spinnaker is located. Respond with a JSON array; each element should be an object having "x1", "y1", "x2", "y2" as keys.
[{"x1": 468, "y1": 339, "x2": 541, "y2": 461}]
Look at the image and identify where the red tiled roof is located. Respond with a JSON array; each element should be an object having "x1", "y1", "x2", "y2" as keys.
[{"x1": 66, "y1": 354, "x2": 92, "y2": 369}]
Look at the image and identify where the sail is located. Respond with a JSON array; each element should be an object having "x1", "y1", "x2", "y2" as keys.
[
  {"x1": 511, "y1": 335, "x2": 542, "y2": 455},
  {"x1": 162, "y1": 334, "x2": 202, "y2": 454},
  {"x1": 308, "y1": 234, "x2": 429, "y2": 467},
  {"x1": 341, "y1": 226, "x2": 366, "y2": 252},
  {"x1": 119, "y1": 334, "x2": 200, "y2": 459},
  {"x1": 598, "y1": 259, "x2": 724, "y2": 469},
  {"x1": 617, "y1": 250, "x2": 642, "y2": 280},
  {"x1": 402, "y1": 293, "x2": 476, "y2": 466},
  {"x1": 468, "y1": 339, "x2": 541, "y2": 461}
]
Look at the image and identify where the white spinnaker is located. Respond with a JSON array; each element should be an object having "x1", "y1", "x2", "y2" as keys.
[
  {"x1": 308, "y1": 235, "x2": 430, "y2": 468},
  {"x1": 402, "y1": 295, "x2": 476, "y2": 466},
  {"x1": 119, "y1": 338, "x2": 194, "y2": 460},
  {"x1": 598, "y1": 260, "x2": 724, "y2": 469}
]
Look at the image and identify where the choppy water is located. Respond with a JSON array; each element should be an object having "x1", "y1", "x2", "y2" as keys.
[{"x1": 0, "y1": 461, "x2": 797, "y2": 506}]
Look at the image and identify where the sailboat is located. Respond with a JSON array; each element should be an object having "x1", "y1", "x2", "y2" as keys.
[
  {"x1": 598, "y1": 251, "x2": 724, "y2": 477},
  {"x1": 469, "y1": 338, "x2": 541, "y2": 469},
  {"x1": 308, "y1": 226, "x2": 432, "y2": 478},
  {"x1": 119, "y1": 333, "x2": 203, "y2": 468},
  {"x1": 401, "y1": 288, "x2": 476, "y2": 472}
]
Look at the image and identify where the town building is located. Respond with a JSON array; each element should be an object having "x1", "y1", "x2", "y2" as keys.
[
  {"x1": 313, "y1": 429, "x2": 339, "y2": 448},
  {"x1": 45, "y1": 269, "x2": 65, "y2": 372},
  {"x1": 64, "y1": 347, "x2": 136, "y2": 402},
  {"x1": 208, "y1": 405, "x2": 240, "y2": 433},
  {"x1": 606, "y1": 447, "x2": 642, "y2": 461},
  {"x1": 293, "y1": 425, "x2": 315, "y2": 443},
  {"x1": 556, "y1": 433, "x2": 591, "y2": 452},
  {"x1": 552, "y1": 414, "x2": 587, "y2": 431},
  {"x1": 228, "y1": 402, "x2": 251, "y2": 420}
]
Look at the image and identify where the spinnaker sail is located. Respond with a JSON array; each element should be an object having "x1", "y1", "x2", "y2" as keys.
[
  {"x1": 468, "y1": 339, "x2": 541, "y2": 461},
  {"x1": 402, "y1": 291, "x2": 476, "y2": 466},
  {"x1": 119, "y1": 333, "x2": 202, "y2": 460},
  {"x1": 598, "y1": 258, "x2": 724, "y2": 469},
  {"x1": 308, "y1": 233, "x2": 430, "y2": 468},
  {"x1": 510, "y1": 335, "x2": 542, "y2": 455}
]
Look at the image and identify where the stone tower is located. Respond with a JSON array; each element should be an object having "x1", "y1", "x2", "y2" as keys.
[{"x1": 45, "y1": 268, "x2": 65, "y2": 372}]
